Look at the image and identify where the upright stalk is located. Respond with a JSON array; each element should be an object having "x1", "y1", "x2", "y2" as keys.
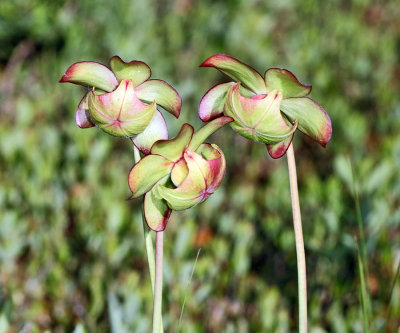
[
  {"x1": 133, "y1": 144, "x2": 163, "y2": 333},
  {"x1": 153, "y1": 231, "x2": 164, "y2": 333},
  {"x1": 286, "y1": 143, "x2": 307, "y2": 333}
]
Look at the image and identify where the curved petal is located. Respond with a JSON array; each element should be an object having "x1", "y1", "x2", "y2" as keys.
[
  {"x1": 281, "y1": 97, "x2": 332, "y2": 147},
  {"x1": 266, "y1": 132, "x2": 295, "y2": 159},
  {"x1": 264, "y1": 68, "x2": 311, "y2": 98},
  {"x1": 157, "y1": 150, "x2": 207, "y2": 210},
  {"x1": 109, "y1": 56, "x2": 151, "y2": 86},
  {"x1": 150, "y1": 123, "x2": 194, "y2": 161},
  {"x1": 60, "y1": 61, "x2": 118, "y2": 92},
  {"x1": 128, "y1": 154, "x2": 173, "y2": 198},
  {"x1": 132, "y1": 110, "x2": 168, "y2": 155},
  {"x1": 200, "y1": 54, "x2": 267, "y2": 94},
  {"x1": 188, "y1": 116, "x2": 233, "y2": 151},
  {"x1": 196, "y1": 143, "x2": 226, "y2": 193},
  {"x1": 88, "y1": 80, "x2": 156, "y2": 137},
  {"x1": 144, "y1": 177, "x2": 172, "y2": 231},
  {"x1": 135, "y1": 79, "x2": 181, "y2": 118},
  {"x1": 198, "y1": 82, "x2": 234, "y2": 121},
  {"x1": 75, "y1": 92, "x2": 95, "y2": 128},
  {"x1": 171, "y1": 159, "x2": 189, "y2": 187}
]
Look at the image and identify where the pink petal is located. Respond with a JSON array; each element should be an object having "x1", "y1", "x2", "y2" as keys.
[
  {"x1": 198, "y1": 82, "x2": 234, "y2": 122},
  {"x1": 75, "y1": 92, "x2": 95, "y2": 128},
  {"x1": 60, "y1": 61, "x2": 118, "y2": 92}
]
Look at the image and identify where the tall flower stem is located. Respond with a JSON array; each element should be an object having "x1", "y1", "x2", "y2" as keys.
[
  {"x1": 153, "y1": 230, "x2": 164, "y2": 333},
  {"x1": 133, "y1": 144, "x2": 164, "y2": 333},
  {"x1": 286, "y1": 142, "x2": 307, "y2": 333}
]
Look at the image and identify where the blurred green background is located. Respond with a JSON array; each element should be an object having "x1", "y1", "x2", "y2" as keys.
[{"x1": 1, "y1": 0, "x2": 399, "y2": 332}]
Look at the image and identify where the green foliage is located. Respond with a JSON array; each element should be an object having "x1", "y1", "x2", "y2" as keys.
[{"x1": 0, "y1": 0, "x2": 399, "y2": 331}]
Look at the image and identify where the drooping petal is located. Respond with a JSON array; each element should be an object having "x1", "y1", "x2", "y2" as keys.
[
  {"x1": 128, "y1": 154, "x2": 173, "y2": 198},
  {"x1": 109, "y1": 56, "x2": 151, "y2": 86},
  {"x1": 143, "y1": 177, "x2": 172, "y2": 231},
  {"x1": 88, "y1": 79, "x2": 156, "y2": 137},
  {"x1": 60, "y1": 61, "x2": 118, "y2": 92},
  {"x1": 280, "y1": 97, "x2": 332, "y2": 147},
  {"x1": 225, "y1": 84, "x2": 297, "y2": 144},
  {"x1": 264, "y1": 68, "x2": 311, "y2": 98},
  {"x1": 188, "y1": 116, "x2": 233, "y2": 151},
  {"x1": 266, "y1": 132, "x2": 295, "y2": 159},
  {"x1": 198, "y1": 82, "x2": 234, "y2": 121},
  {"x1": 200, "y1": 54, "x2": 267, "y2": 94},
  {"x1": 150, "y1": 123, "x2": 194, "y2": 161},
  {"x1": 132, "y1": 110, "x2": 168, "y2": 155},
  {"x1": 75, "y1": 92, "x2": 95, "y2": 128},
  {"x1": 135, "y1": 79, "x2": 181, "y2": 118}
]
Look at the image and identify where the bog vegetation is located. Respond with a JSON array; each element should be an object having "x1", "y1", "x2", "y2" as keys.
[{"x1": 0, "y1": 0, "x2": 399, "y2": 332}]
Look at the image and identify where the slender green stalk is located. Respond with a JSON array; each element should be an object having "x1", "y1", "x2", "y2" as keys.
[
  {"x1": 176, "y1": 249, "x2": 201, "y2": 333},
  {"x1": 356, "y1": 239, "x2": 370, "y2": 333},
  {"x1": 349, "y1": 158, "x2": 372, "y2": 322},
  {"x1": 286, "y1": 143, "x2": 307, "y2": 333},
  {"x1": 133, "y1": 144, "x2": 163, "y2": 333},
  {"x1": 383, "y1": 260, "x2": 400, "y2": 333},
  {"x1": 153, "y1": 231, "x2": 164, "y2": 333}
]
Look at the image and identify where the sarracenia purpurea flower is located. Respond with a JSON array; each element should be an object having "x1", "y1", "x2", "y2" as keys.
[
  {"x1": 199, "y1": 54, "x2": 332, "y2": 158},
  {"x1": 128, "y1": 116, "x2": 232, "y2": 231},
  {"x1": 60, "y1": 56, "x2": 182, "y2": 154}
]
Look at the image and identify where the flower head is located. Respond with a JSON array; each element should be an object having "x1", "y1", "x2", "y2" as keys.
[
  {"x1": 199, "y1": 54, "x2": 332, "y2": 158},
  {"x1": 60, "y1": 56, "x2": 182, "y2": 154},
  {"x1": 128, "y1": 117, "x2": 232, "y2": 231}
]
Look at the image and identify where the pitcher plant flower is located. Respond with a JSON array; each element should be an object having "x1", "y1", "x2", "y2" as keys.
[
  {"x1": 199, "y1": 54, "x2": 333, "y2": 333},
  {"x1": 60, "y1": 56, "x2": 182, "y2": 154},
  {"x1": 199, "y1": 54, "x2": 332, "y2": 158},
  {"x1": 129, "y1": 116, "x2": 232, "y2": 231}
]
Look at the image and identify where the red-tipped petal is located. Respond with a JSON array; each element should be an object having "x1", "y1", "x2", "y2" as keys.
[
  {"x1": 144, "y1": 186, "x2": 171, "y2": 231},
  {"x1": 281, "y1": 97, "x2": 332, "y2": 147},
  {"x1": 266, "y1": 133, "x2": 295, "y2": 159},
  {"x1": 264, "y1": 68, "x2": 312, "y2": 98},
  {"x1": 109, "y1": 56, "x2": 151, "y2": 86},
  {"x1": 200, "y1": 54, "x2": 267, "y2": 94},
  {"x1": 135, "y1": 79, "x2": 181, "y2": 118},
  {"x1": 60, "y1": 61, "x2": 118, "y2": 92}
]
